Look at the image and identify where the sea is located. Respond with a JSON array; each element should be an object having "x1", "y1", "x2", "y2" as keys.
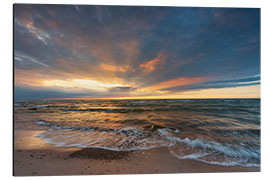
[{"x1": 14, "y1": 98, "x2": 260, "y2": 167}]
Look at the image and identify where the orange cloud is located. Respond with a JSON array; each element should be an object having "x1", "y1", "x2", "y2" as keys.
[
  {"x1": 101, "y1": 64, "x2": 136, "y2": 73},
  {"x1": 146, "y1": 77, "x2": 205, "y2": 90},
  {"x1": 118, "y1": 66, "x2": 128, "y2": 72},
  {"x1": 15, "y1": 68, "x2": 52, "y2": 87},
  {"x1": 140, "y1": 53, "x2": 166, "y2": 71},
  {"x1": 101, "y1": 63, "x2": 117, "y2": 72},
  {"x1": 118, "y1": 65, "x2": 136, "y2": 73}
]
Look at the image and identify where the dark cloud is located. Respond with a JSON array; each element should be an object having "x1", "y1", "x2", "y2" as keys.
[
  {"x1": 206, "y1": 75, "x2": 260, "y2": 84},
  {"x1": 14, "y1": 4, "x2": 260, "y2": 99},
  {"x1": 163, "y1": 75, "x2": 260, "y2": 92},
  {"x1": 14, "y1": 86, "x2": 92, "y2": 99},
  {"x1": 108, "y1": 86, "x2": 137, "y2": 92}
]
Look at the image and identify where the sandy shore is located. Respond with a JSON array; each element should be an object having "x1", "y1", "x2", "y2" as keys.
[{"x1": 14, "y1": 131, "x2": 260, "y2": 176}]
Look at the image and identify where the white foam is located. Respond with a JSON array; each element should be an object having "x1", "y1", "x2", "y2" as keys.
[
  {"x1": 35, "y1": 129, "x2": 170, "y2": 152},
  {"x1": 35, "y1": 120, "x2": 52, "y2": 126},
  {"x1": 193, "y1": 158, "x2": 260, "y2": 168},
  {"x1": 132, "y1": 100, "x2": 146, "y2": 104},
  {"x1": 34, "y1": 122, "x2": 260, "y2": 168},
  {"x1": 32, "y1": 105, "x2": 48, "y2": 108},
  {"x1": 169, "y1": 144, "x2": 260, "y2": 167}
]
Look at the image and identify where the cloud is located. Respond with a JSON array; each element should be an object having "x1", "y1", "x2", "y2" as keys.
[
  {"x1": 108, "y1": 86, "x2": 137, "y2": 92},
  {"x1": 14, "y1": 18, "x2": 51, "y2": 45},
  {"x1": 140, "y1": 53, "x2": 166, "y2": 71},
  {"x1": 163, "y1": 75, "x2": 260, "y2": 92},
  {"x1": 146, "y1": 76, "x2": 206, "y2": 90},
  {"x1": 13, "y1": 5, "x2": 260, "y2": 99},
  {"x1": 100, "y1": 63, "x2": 117, "y2": 72},
  {"x1": 207, "y1": 75, "x2": 260, "y2": 84},
  {"x1": 15, "y1": 51, "x2": 50, "y2": 67},
  {"x1": 14, "y1": 86, "x2": 92, "y2": 99}
]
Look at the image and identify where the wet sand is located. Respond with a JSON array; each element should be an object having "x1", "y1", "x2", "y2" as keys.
[{"x1": 13, "y1": 131, "x2": 260, "y2": 176}]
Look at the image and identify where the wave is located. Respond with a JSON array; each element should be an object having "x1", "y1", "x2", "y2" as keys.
[
  {"x1": 35, "y1": 120, "x2": 180, "y2": 151},
  {"x1": 35, "y1": 120, "x2": 179, "y2": 136},
  {"x1": 36, "y1": 120, "x2": 150, "y2": 136},
  {"x1": 28, "y1": 101, "x2": 259, "y2": 116},
  {"x1": 32, "y1": 105, "x2": 49, "y2": 108},
  {"x1": 60, "y1": 107, "x2": 256, "y2": 113},
  {"x1": 131, "y1": 100, "x2": 147, "y2": 104},
  {"x1": 130, "y1": 99, "x2": 194, "y2": 103},
  {"x1": 36, "y1": 128, "x2": 172, "y2": 152},
  {"x1": 212, "y1": 128, "x2": 260, "y2": 136},
  {"x1": 61, "y1": 108, "x2": 153, "y2": 113},
  {"x1": 56, "y1": 105, "x2": 258, "y2": 115},
  {"x1": 166, "y1": 137, "x2": 260, "y2": 167},
  {"x1": 168, "y1": 105, "x2": 260, "y2": 114},
  {"x1": 35, "y1": 120, "x2": 260, "y2": 167}
]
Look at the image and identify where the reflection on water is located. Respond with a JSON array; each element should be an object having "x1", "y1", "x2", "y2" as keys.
[
  {"x1": 15, "y1": 131, "x2": 51, "y2": 150},
  {"x1": 14, "y1": 99, "x2": 260, "y2": 167}
]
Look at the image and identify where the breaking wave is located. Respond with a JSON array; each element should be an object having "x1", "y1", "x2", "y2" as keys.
[{"x1": 35, "y1": 120, "x2": 260, "y2": 167}]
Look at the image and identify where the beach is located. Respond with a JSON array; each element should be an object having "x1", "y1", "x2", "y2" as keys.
[
  {"x1": 13, "y1": 3, "x2": 261, "y2": 177},
  {"x1": 14, "y1": 99, "x2": 260, "y2": 176},
  {"x1": 14, "y1": 130, "x2": 259, "y2": 176}
]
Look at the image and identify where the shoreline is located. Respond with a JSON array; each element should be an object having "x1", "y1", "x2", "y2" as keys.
[{"x1": 14, "y1": 130, "x2": 260, "y2": 176}]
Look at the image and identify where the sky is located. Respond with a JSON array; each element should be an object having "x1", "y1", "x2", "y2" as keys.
[{"x1": 14, "y1": 4, "x2": 260, "y2": 99}]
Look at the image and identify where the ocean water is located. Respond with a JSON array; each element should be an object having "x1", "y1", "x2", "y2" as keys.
[{"x1": 14, "y1": 99, "x2": 260, "y2": 167}]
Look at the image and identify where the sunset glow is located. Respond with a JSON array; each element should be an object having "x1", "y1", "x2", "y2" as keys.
[{"x1": 14, "y1": 5, "x2": 260, "y2": 99}]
